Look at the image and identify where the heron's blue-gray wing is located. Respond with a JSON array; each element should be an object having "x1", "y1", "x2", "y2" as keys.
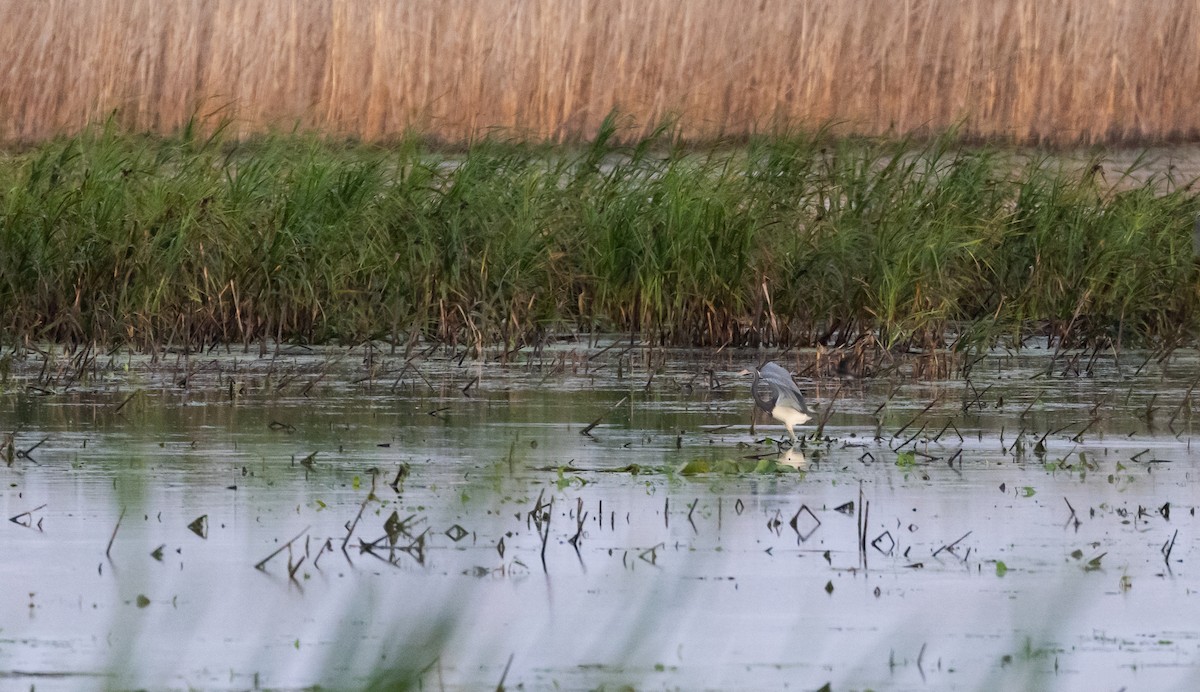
[{"x1": 758, "y1": 362, "x2": 810, "y2": 414}]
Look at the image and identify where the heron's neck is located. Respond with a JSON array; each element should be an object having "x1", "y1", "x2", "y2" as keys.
[{"x1": 751, "y1": 371, "x2": 776, "y2": 413}]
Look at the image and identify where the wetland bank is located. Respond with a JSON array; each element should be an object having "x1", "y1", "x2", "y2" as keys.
[{"x1": 4, "y1": 126, "x2": 1200, "y2": 690}]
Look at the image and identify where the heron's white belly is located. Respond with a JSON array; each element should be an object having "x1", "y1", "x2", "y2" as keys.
[{"x1": 771, "y1": 405, "x2": 811, "y2": 428}]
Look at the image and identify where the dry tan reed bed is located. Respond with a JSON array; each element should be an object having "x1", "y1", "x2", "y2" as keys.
[{"x1": 3, "y1": 0, "x2": 1200, "y2": 145}]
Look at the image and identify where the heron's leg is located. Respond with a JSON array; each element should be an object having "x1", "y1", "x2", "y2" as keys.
[{"x1": 787, "y1": 425, "x2": 798, "y2": 445}]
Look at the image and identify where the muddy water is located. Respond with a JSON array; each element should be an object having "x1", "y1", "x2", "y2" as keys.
[{"x1": 2, "y1": 343, "x2": 1199, "y2": 690}]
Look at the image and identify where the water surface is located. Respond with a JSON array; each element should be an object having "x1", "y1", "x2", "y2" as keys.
[{"x1": 2, "y1": 342, "x2": 1199, "y2": 690}]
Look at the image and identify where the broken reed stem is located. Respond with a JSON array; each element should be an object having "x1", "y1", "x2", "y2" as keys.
[
  {"x1": 539, "y1": 498, "x2": 553, "y2": 570},
  {"x1": 1071, "y1": 419, "x2": 1096, "y2": 443},
  {"x1": 9, "y1": 504, "x2": 47, "y2": 531},
  {"x1": 962, "y1": 382, "x2": 991, "y2": 412},
  {"x1": 856, "y1": 482, "x2": 869, "y2": 569},
  {"x1": 932, "y1": 531, "x2": 972, "y2": 557},
  {"x1": 105, "y1": 507, "x2": 126, "y2": 559},
  {"x1": 313, "y1": 538, "x2": 333, "y2": 569},
  {"x1": 892, "y1": 423, "x2": 928, "y2": 451},
  {"x1": 17, "y1": 436, "x2": 49, "y2": 461},
  {"x1": 1163, "y1": 530, "x2": 1179, "y2": 563},
  {"x1": 569, "y1": 497, "x2": 586, "y2": 548},
  {"x1": 814, "y1": 385, "x2": 841, "y2": 438},
  {"x1": 255, "y1": 526, "x2": 311, "y2": 572},
  {"x1": 342, "y1": 474, "x2": 378, "y2": 552},
  {"x1": 1063, "y1": 497, "x2": 1081, "y2": 530},
  {"x1": 1168, "y1": 375, "x2": 1200, "y2": 427},
  {"x1": 1036, "y1": 422, "x2": 1075, "y2": 451},
  {"x1": 288, "y1": 556, "x2": 306, "y2": 582},
  {"x1": 893, "y1": 395, "x2": 942, "y2": 440},
  {"x1": 1020, "y1": 392, "x2": 1044, "y2": 420},
  {"x1": 873, "y1": 383, "x2": 903, "y2": 416}
]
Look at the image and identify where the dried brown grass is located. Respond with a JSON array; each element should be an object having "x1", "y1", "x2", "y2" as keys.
[{"x1": 2, "y1": 0, "x2": 1199, "y2": 144}]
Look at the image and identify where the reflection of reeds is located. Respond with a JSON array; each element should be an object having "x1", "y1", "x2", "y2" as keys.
[
  {"x1": 0, "y1": 125, "x2": 1196, "y2": 351},
  {"x1": 3, "y1": 1, "x2": 1200, "y2": 144}
]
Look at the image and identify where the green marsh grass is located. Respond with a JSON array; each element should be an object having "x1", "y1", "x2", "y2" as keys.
[{"x1": 1, "y1": 124, "x2": 1197, "y2": 352}]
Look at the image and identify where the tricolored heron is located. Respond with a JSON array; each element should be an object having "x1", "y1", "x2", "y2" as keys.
[{"x1": 749, "y1": 361, "x2": 813, "y2": 445}]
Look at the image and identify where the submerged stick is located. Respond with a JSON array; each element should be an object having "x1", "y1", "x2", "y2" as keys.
[
  {"x1": 113, "y1": 390, "x2": 140, "y2": 413},
  {"x1": 496, "y1": 653, "x2": 515, "y2": 692},
  {"x1": 581, "y1": 396, "x2": 629, "y2": 436}
]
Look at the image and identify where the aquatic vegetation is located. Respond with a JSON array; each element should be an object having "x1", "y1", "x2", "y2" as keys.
[
  {"x1": 1, "y1": 123, "x2": 1197, "y2": 351},
  {"x1": 677, "y1": 458, "x2": 800, "y2": 475}
]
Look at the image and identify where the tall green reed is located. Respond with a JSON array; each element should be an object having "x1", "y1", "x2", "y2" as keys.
[{"x1": 1, "y1": 123, "x2": 1196, "y2": 352}]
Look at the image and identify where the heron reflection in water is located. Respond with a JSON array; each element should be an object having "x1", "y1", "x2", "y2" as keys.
[
  {"x1": 777, "y1": 447, "x2": 808, "y2": 468},
  {"x1": 747, "y1": 361, "x2": 814, "y2": 446}
]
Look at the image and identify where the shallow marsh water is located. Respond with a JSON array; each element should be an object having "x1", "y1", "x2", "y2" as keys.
[{"x1": 2, "y1": 341, "x2": 1200, "y2": 690}]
